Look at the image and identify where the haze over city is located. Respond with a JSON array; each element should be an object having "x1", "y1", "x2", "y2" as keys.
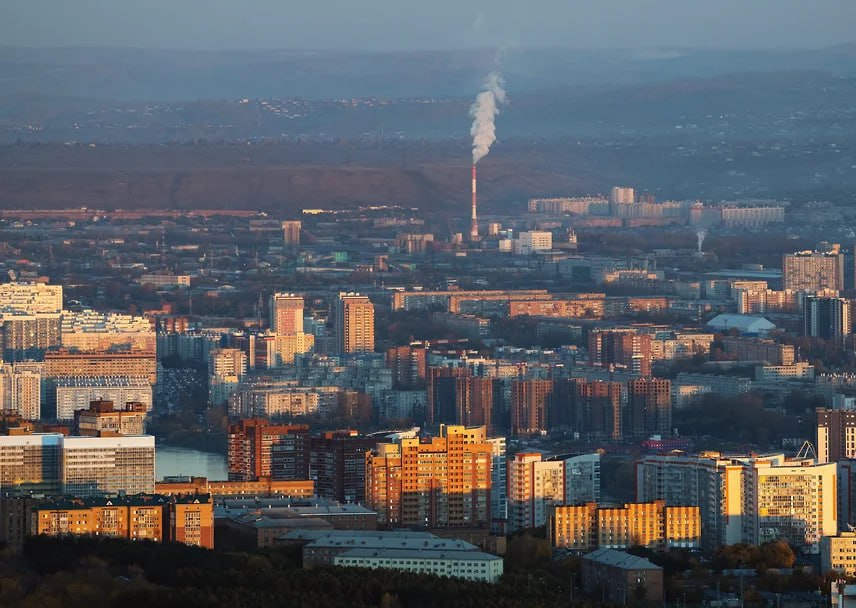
[
  {"x1": 2, "y1": 2, "x2": 856, "y2": 607},
  {"x1": 4, "y1": 0, "x2": 856, "y2": 50}
]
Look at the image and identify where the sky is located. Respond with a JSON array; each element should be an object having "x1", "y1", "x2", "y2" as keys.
[{"x1": 3, "y1": 0, "x2": 855, "y2": 51}]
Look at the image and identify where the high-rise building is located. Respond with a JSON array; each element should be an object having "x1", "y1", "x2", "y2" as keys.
[
  {"x1": 386, "y1": 344, "x2": 427, "y2": 388},
  {"x1": 507, "y1": 452, "x2": 565, "y2": 532},
  {"x1": 609, "y1": 186, "x2": 635, "y2": 205},
  {"x1": 269, "y1": 293, "x2": 304, "y2": 336},
  {"x1": 365, "y1": 425, "x2": 492, "y2": 528},
  {"x1": 0, "y1": 363, "x2": 41, "y2": 420},
  {"x1": 427, "y1": 366, "x2": 469, "y2": 425},
  {"x1": 627, "y1": 378, "x2": 672, "y2": 439},
  {"x1": 487, "y1": 437, "x2": 507, "y2": 529},
  {"x1": 637, "y1": 452, "x2": 837, "y2": 553},
  {"x1": 208, "y1": 348, "x2": 248, "y2": 405},
  {"x1": 563, "y1": 452, "x2": 601, "y2": 505},
  {"x1": 548, "y1": 500, "x2": 700, "y2": 552},
  {"x1": 588, "y1": 329, "x2": 652, "y2": 376},
  {"x1": 0, "y1": 434, "x2": 62, "y2": 495},
  {"x1": 428, "y1": 367, "x2": 494, "y2": 429},
  {"x1": 61, "y1": 435, "x2": 156, "y2": 497},
  {"x1": 0, "y1": 283, "x2": 63, "y2": 361},
  {"x1": 804, "y1": 296, "x2": 851, "y2": 348},
  {"x1": 0, "y1": 314, "x2": 62, "y2": 361},
  {"x1": 783, "y1": 250, "x2": 845, "y2": 292},
  {"x1": 281, "y1": 220, "x2": 302, "y2": 247},
  {"x1": 511, "y1": 379, "x2": 553, "y2": 436},
  {"x1": 310, "y1": 430, "x2": 375, "y2": 504},
  {"x1": 817, "y1": 408, "x2": 856, "y2": 463},
  {"x1": 0, "y1": 433, "x2": 155, "y2": 497},
  {"x1": 573, "y1": 379, "x2": 625, "y2": 441},
  {"x1": 227, "y1": 418, "x2": 310, "y2": 482},
  {"x1": 335, "y1": 293, "x2": 374, "y2": 354},
  {"x1": 209, "y1": 348, "x2": 247, "y2": 379}
]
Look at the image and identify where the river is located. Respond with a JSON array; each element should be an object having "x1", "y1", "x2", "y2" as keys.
[{"x1": 155, "y1": 445, "x2": 228, "y2": 481}]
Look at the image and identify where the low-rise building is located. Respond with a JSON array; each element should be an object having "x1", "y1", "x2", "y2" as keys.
[
  {"x1": 138, "y1": 274, "x2": 191, "y2": 288},
  {"x1": 333, "y1": 548, "x2": 503, "y2": 583},
  {"x1": 74, "y1": 399, "x2": 147, "y2": 436},
  {"x1": 301, "y1": 530, "x2": 478, "y2": 567},
  {"x1": 822, "y1": 532, "x2": 856, "y2": 576},
  {"x1": 54, "y1": 376, "x2": 152, "y2": 420},
  {"x1": 31, "y1": 493, "x2": 213, "y2": 548},
  {"x1": 548, "y1": 501, "x2": 701, "y2": 552},
  {"x1": 155, "y1": 476, "x2": 314, "y2": 498},
  {"x1": 582, "y1": 548, "x2": 664, "y2": 605}
]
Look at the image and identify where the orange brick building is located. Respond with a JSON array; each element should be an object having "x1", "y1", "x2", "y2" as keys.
[
  {"x1": 32, "y1": 493, "x2": 214, "y2": 548},
  {"x1": 227, "y1": 418, "x2": 310, "y2": 481},
  {"x1": 365, "y1": 425, "x2": 492, "y2": 528},
  {"x1": 155, "y1": 476, "x2": 314, "y2": 499},
  {"x1": 548, "y1": 500, "x2": 700, "y2": 552}
]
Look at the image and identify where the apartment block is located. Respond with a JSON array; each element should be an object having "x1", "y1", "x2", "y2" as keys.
[
  {"x1": 60, "y1": 310, "x2": 155, "y2": 353},
  {"x1": 310, "y1": 430, "x2": 375, "y2": 504},
  {"x1": 821, "y1": 532, "x2": 856, "y2": 576},
  {"x1": 269, "y1": 293, "x2": 305, "y2": 336},
  {"x1": 804, "y1": 296, "x2": 851, "y2": 349},
  {"x1": 507, "y1": 452, "x2": 565, "y2": 532},
  {"x1": 722, "y1": 337, "x2": 795, "y2": 365},
  {"x1": 61, "y1": 435, "x2": 156, "y2": 497},
  {"x1": 783, "y1": 250, "x2": 844, "y2": 292},
  {"x1": 548, "y1": 500, "x2": 701, "y2": 551},
  {"x1": 32, "y1": 493, "x2": 213, "y2": 548},
  {"x1": 365, "y1": 425, "x2": 492, "y2": 528},
  {"x1": 511, "y1": 379, "x2": 553, "y2": 436},
  {"x1": 637, "y1": 452, "x2": 837, "y2": 553},
  {"x1": 818, "y1": 408, "x2": 856, "y2": 463},
  {"x1": 54, "y1": 376, "x2": 152, "y2": 420},
  {"x1": 0, "y1": 363, "x2": 41, "y2": 420},
  {"x1": 155, "y1": 476, "x2": 314, "y2": 499},
  {"x1": 281, "y1": 220, "x2": 301, "y2": 247},
  {"x1": 0, "y1": 282, "x2": 63, "y2": 314},
  {"x1": 627, "y1": 378, "x2": 672, "y2": 439},
  {"x1": 385, "y1": 343, "x2": 427, "y2": 388},
  {"x1": 227, "y1": 418, "x2": 310, "y2": 482},
  {"x1": 44, "y1": 351, "x2": 158, "y2": 385},
  {"x1": 588, "y1": 329, "x2": 652, "y2": 376},
  {"x1": 335, "y1": 293, "x2": 375, "y2": 354}
]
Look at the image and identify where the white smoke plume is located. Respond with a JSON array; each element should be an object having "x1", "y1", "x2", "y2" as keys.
[{"x1": 470, "y1": 71, "x2": 506, "y2": 164}]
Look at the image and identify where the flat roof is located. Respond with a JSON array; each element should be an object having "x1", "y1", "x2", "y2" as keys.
[
  {"x1": 336, "y1": 547, "x2": 501, "y2": 562},
  {"x1": 307, "y1": 535, "x2": 479, "y2": 552},
  {"x1": 280, "y1": 529, "x2": 436, "y2": 542}
]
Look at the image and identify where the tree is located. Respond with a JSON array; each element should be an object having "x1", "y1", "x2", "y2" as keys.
[{"x1": 759, "y1": 540, "x2": 796, "y2": 569}]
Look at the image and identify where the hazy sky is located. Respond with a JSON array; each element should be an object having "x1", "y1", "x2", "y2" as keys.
[{"x1": 3, "y1": 0, "x2": 855, "y2": 51}]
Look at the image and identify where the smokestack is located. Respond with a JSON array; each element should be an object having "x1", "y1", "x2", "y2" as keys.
[
  {"x1": 470, "y1": 164, "x2": 479, "y2": 241},
  {"x1": 468, "y1": 71, "x2": 505, "y2": 243}
]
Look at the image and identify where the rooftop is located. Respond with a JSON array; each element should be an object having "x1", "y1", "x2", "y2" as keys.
[
  {"x1": 336, "y1": 548, "x2": 501, "y2": 562},
  {"x1": 584, "y1": 548, "x2": 662, "y2": 570}
]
